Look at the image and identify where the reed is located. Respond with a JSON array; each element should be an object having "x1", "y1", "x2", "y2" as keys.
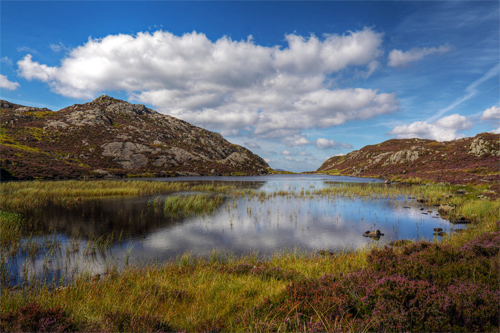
[
  {"x1": 149, "y1": 194, "x2": 225, "y2": 216},
  {"x1": 0, "y1": 180, "x2": 236, "y2": 211},
  {"x1": 0, "y1": 211, "x2": 25, "y2": 254}
]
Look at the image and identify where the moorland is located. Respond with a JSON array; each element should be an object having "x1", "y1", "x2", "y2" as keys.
[{"x1": 0, "y1": 97, "x2": 499, "y2": 332}]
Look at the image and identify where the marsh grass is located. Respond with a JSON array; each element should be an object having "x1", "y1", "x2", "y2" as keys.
[
  {"x1": 0, "y1": 211, "x2": 25, "y2": 254},
  {"x1": 0, "y1": 180, "x2": 498, "y2": 331},
  {"x1": 0, "y1": 247, "x2": 373, "y2": 332},
  {"x1": 0, "y1": 180, "x2": 236, "y2": 211},
  {"x1": 149, "y1": 193, "x2": 226, "y2": 216}
]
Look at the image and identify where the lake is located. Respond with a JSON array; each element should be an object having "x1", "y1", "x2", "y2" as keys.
[{"x1": 4, "y1": 174, "x2": 465, "y2": 287}]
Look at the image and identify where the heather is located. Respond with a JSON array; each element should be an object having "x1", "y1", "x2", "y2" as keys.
[
  {"x1": 1, "y1": 180, "x2": 499, "y2": 332},
  {"x1": 242, "y1": 231, "x2": 500, "y2": 332},
  {"x1": 317, "y1": 132, "x2": 500, "y2": 189},
  {"x1": 1, "y1": 96, "x2": 270, "y2": 180},
  {"x1": 1, "y1": 229, "x2": 498, "y2": 332}
]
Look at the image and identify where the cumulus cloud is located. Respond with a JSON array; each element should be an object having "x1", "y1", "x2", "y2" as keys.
[
  {"x1": 481, "y1": 106, "x2": 500, "y2": 120},
  {"x1": 388, "y1": 114, "x2": 473, "y2": 141},
  {"x1": 281, "y1": 150, "x2": 292, "y2": 156},
  {"x1": 315, "y1": 138, "x2": 353, "y2": 149},
  {"x1": 17, "y1": 29, "x2": 398, "y2": 139},
  {"x1": 0, "y1": 74, "x2": 20, "y2": 90},
  {"x1": 282, "y1": 135, "x2": 312, "y2": 147},
  {"x1": 388, "y1": 44, "x2": 452, "y2": 68},
  {"x1": 481, "y1": 106, "x2": 500, "y2": 133}
]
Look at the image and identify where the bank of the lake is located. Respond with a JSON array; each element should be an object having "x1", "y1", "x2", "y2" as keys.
[{"x1": 0, "y1": 177, "x2": 498, "y2": 332}]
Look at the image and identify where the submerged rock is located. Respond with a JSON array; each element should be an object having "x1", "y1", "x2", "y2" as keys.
[{"x1": 363, "y1": 230, "x2": 384, "y2": 238}]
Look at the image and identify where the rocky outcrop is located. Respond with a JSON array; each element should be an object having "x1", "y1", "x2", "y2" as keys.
[
  {"x1": 0, "y1": 95, "x2": 269, "y2": 179},
  {"x1": 317, "y1": 133, "x2": 499, "y2": 186}
]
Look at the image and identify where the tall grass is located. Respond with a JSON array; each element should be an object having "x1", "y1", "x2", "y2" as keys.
[
  {"x1": 0, "y1": 180, "x2": 236, "y2": 211},
  {"x1": 149, "y1": 194, "x2": 226, "y2": 216},
  {"x1": 0, "y1": 247, "x2": 373, "y2": 331}
]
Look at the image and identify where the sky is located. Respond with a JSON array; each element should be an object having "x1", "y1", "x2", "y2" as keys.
[{"x1": 1, "y1": 1, "x2": 499, "y2": 172}]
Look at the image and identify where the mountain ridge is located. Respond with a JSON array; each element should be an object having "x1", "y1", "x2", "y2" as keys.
[
  {"x1": 0, "y1": 95, "x2": 269, "y2": 180},
  {"x1": 316, "y1": 132, "x2": 499, "y2": 187}
]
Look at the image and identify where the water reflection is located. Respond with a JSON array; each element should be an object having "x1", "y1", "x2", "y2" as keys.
[{"x1": 5, "y1": 175, "x2": 466, "y2": 287}]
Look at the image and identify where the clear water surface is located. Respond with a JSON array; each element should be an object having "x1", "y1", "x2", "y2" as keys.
[{"x1": 5, "y1": 174, "x2": 465, "y2": 286}]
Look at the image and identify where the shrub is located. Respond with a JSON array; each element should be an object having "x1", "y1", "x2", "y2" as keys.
[
  {"x1": 242, "y1": 234, "x2": 500, "y2": 332},
  {"x1": 101, "y1": 309, "x2": 173, "y2": 332},
  {"x1": 0, "y1": 302, "x2": 78, "y2": 332}
]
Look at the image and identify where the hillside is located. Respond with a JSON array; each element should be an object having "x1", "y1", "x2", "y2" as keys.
[
  {"x1": 0, "y1": 95, "x2": 269, "y2": 180},
  {"x1": 317, "y1": 133, "x2": 499, "y2": 186}
]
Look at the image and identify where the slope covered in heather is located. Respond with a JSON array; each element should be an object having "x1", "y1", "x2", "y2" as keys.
[
  {"x1": 317, "y1": 133, "x2": 499, "y2": 186},
  {"x1": 0, "y1": 95, "x2": 269, "y2": 180}
]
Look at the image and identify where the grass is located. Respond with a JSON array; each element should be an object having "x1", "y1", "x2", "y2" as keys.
[
  {"x1": 0, "y1": 249, "x2": 371, "y2": 332},
  {"x1": 147, "y1": 193, "x2": 226, "y2": 216},
  {"x1": 0, "y1": 180, "x2": 238, "y2": 211},
  {"x1": 0, "y1": 180, "x2": 498, "y2": 331}
]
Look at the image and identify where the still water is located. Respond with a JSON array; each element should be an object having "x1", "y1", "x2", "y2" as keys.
[{"x1": 6, "y1": 175, "x2": 465, "y2": 286}]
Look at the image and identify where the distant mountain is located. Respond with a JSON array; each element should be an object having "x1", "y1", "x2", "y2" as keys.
[
  {"x1": 0, "y1": 95, "x2": 269, "y2": 180},
  {"x1": 317, "y1": 133, "x2": 499, "y2": 185}
]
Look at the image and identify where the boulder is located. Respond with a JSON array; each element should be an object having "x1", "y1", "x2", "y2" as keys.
[{"x1": 363, "y1": 230, "x2": 384, "y2": 238}]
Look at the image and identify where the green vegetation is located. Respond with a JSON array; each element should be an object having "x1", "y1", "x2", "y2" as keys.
[
  {"x1": 0, "y1": 180, "x2": 238, "y2": 211},
  {"x1": 149, "y1": 194, "x2": 225, "y2": 216},
  {"x1": 266, "y1": 168, "x2": 297, "y2": 175},
  {"x1": 0, "y1": 211, "x2": 25, "y2": 251},
  {"x1": 0, "y1": 180, "x2": 498, "y2": 331}
]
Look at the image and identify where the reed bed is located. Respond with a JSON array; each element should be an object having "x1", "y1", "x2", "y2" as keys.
[
  {"x1": 0, "y1": 247, "x2": 373, "y2": 332},
  {"x1": 0, "y1": 180, "x2": 236, "y2": 211},
  {"x1": 149, "y1": 194, "x2": 226, "y2": 216}
]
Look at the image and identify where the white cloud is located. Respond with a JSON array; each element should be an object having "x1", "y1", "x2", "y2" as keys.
[
  {"x1": 315, "y1": 138, "x2": 353, "y2": 150},
  {"x1": 481, "y1": 106, "x2": 500, "y2": 120},
  {"x1": 1, "y1": 57, "x2": 13, "y2": 66},
  {"x1": 244, "y1": 142, "x2": 261, "y2": 149},
  {"x1": 428, "y1": 64, "x2": 500, "y2": 122},
  {"x1": 50, "y1": 42, "x2": 68, "y2": 53},
  {"x1": 17, "y1": 54, "x2": 57, "y2": 82},
  {"x1": 0, "y1": 74, "x2": 20, "y2": 90},
  {"x1": 481, "y1": 106, "x2": 500, "y2": 133},
  {"x1": 388, "y1": 114, "x2": 473, "y2": 141},
  {"x1": 281, "y1": 150, "x2": 292, "y2": 155},
  {"x1": 388, "y1": 44, "x2": 452, "y2": 68},
  {"x1": 17, "y1": 29, "x2": 398, "y2": 139},
  {"x1": 282, "y1": 135, "x2": 312, "y2": 147},
  {"x1": 17, "y1": 46, "x2": 38, "y2": 54}
]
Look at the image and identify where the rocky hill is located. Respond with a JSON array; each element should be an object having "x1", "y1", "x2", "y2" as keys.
[
  {"x1": 0, "y1": 95, "x2": 269, "y2": 180},
  {"x1": 317, "y1": 133, "x2": 499, "y2": 186}
]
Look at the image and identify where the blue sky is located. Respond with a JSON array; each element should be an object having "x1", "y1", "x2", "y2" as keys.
[{"x1": 1, "y1": 1, "x2": 499, "y2": 172}]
